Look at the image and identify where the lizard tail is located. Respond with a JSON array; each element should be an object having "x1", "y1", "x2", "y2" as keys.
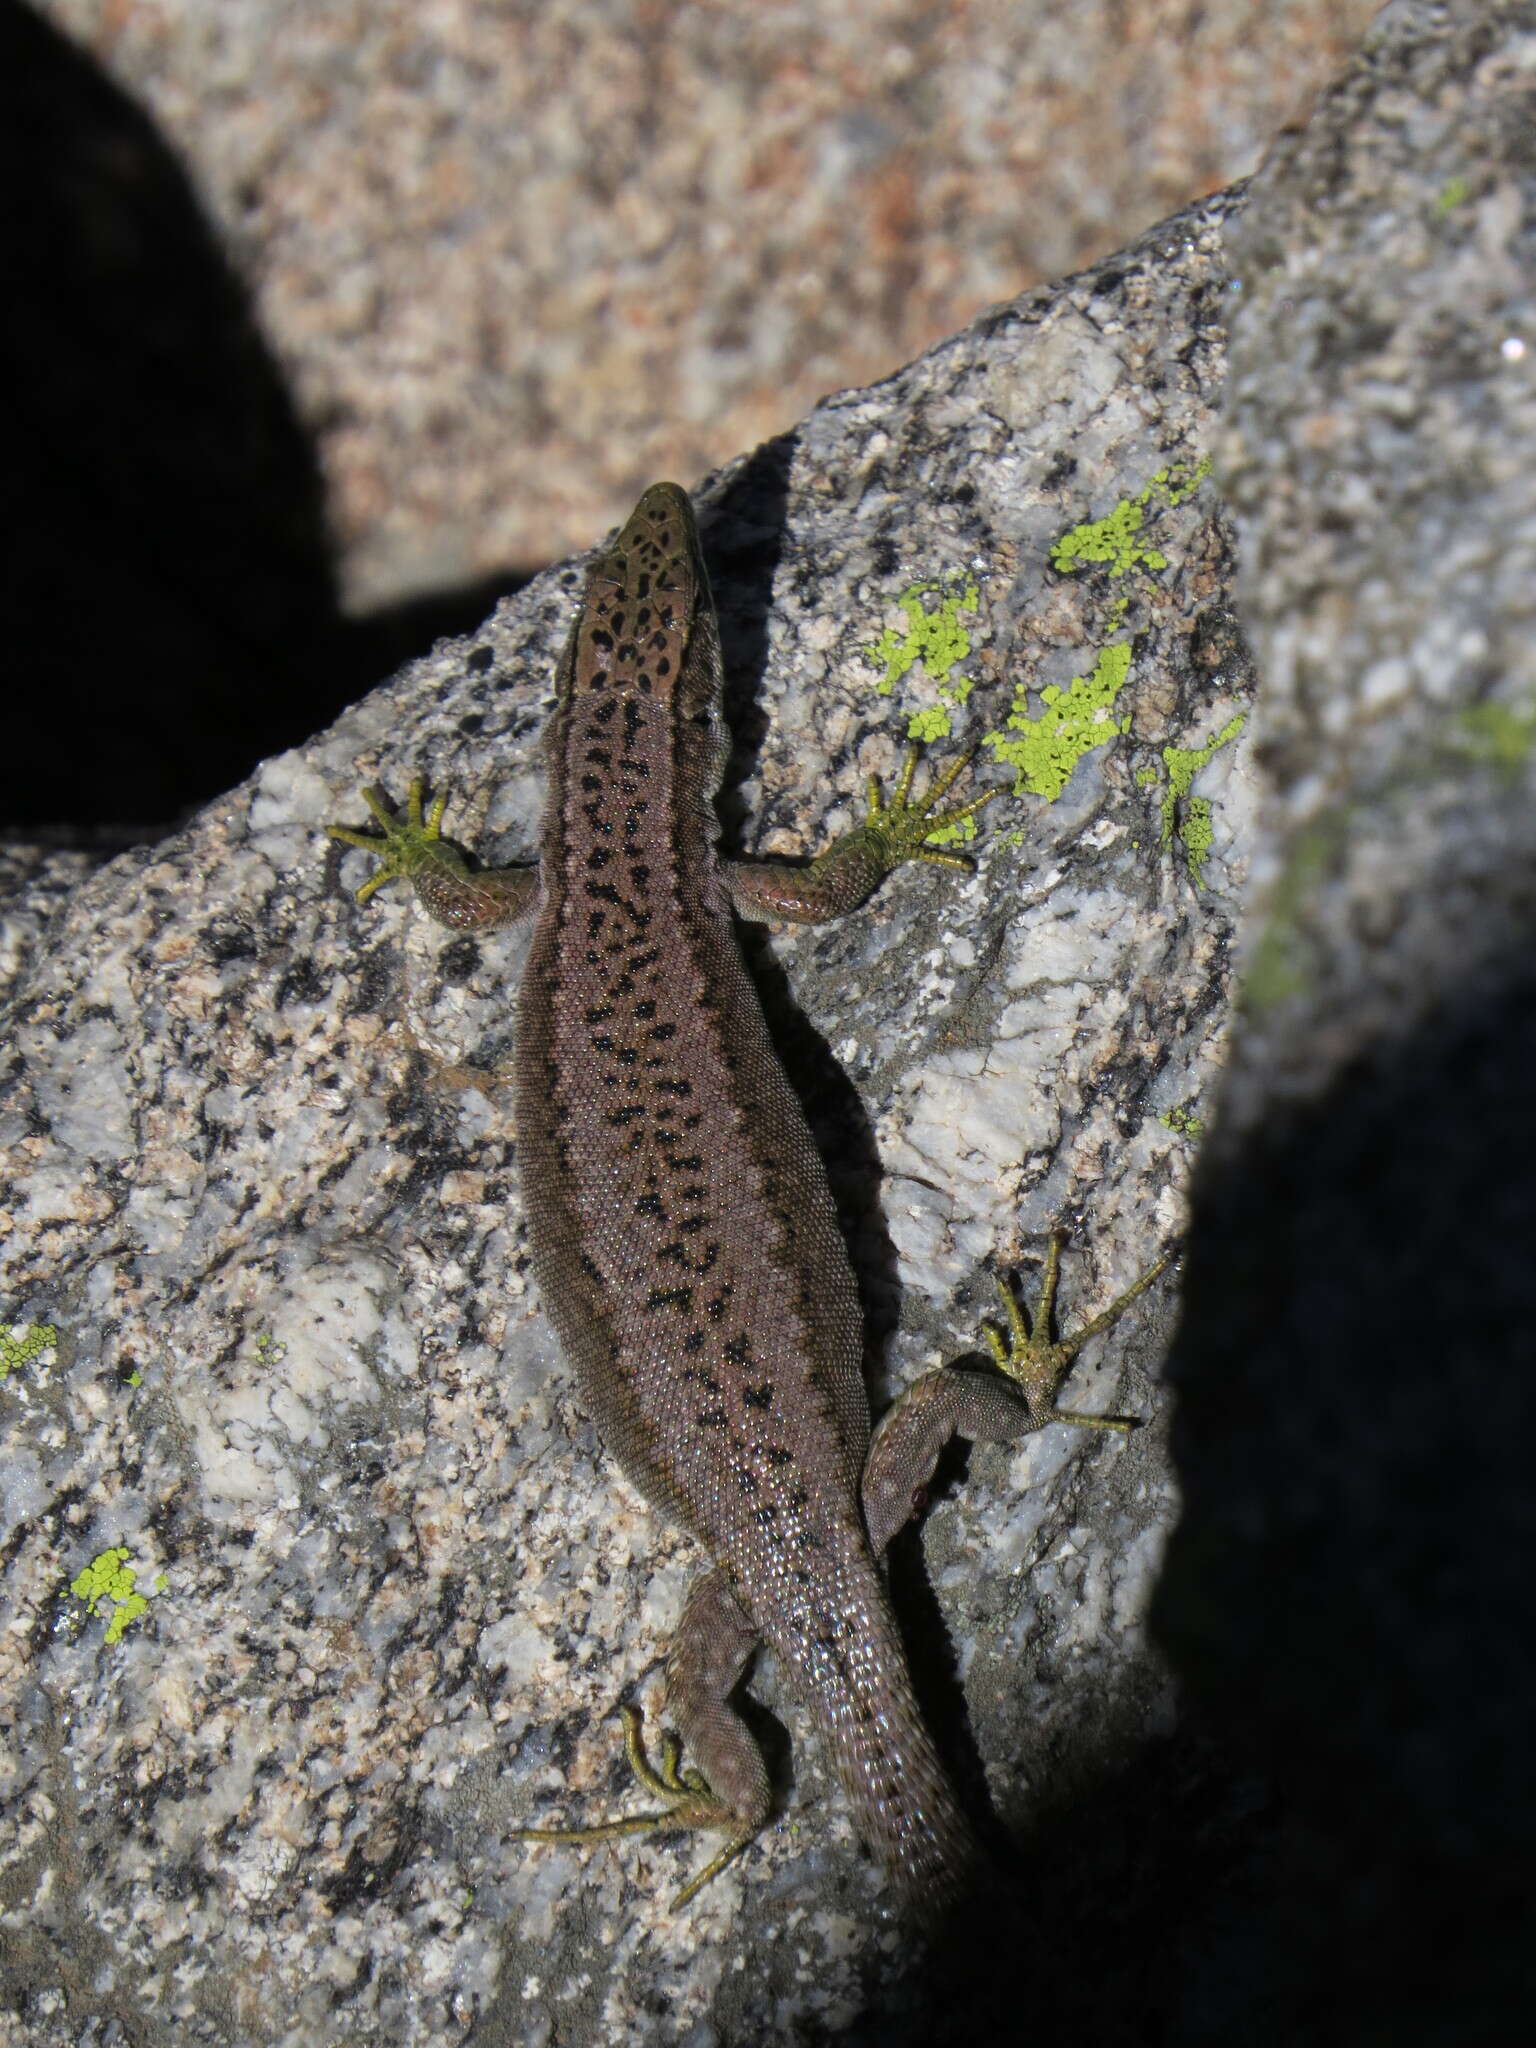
[{"x1": 776, "y1": 1584, "x2": 984, "y2": 1917}]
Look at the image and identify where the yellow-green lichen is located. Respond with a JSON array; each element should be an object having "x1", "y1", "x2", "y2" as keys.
[
  {"x1": 1435, "y1": 174, "x2": 1471, "y2": 214},
  {"x1": 979, "y1": 454, "x2": 1212, "y2": 807},
  {"x1": 253, "y1": 1331, "x2": 289, "y2": 1366},
  {"x1": 1050, "y1": 458, "x2": 1212, "y2": 578},
  {"x1": 867, "y1": 580, "x2": 978, "y2": 698},
  {"x1": 983, "y1": 642, "x2": 1133, "y2": 802},
  {"x1": 1455, "y1": 698, "x2": 1536, "y2": 772},
  {"x1": 71, "y1": 1548, "x2": 153, "y2": 1646},
  {"x1": 1160, "y1": 456, "x2": 1211, "y2": 507},
  {"x1": 1160, "y1": 1104, "x2": 1204, "y2": 1140},
  {"x1": 906, "y1": 704, "x2": 954, "y2": 745},
  {"x1": 874, "y1": 458, "x2": 1211, "y2": 820},
  {"x1": 1180, "y1": 799, "x2": 1216, "y2": 883},
  {"x1": 845, "y1": 578, "x2": 988, "y2": 842},
  {"x1": 1159, "y1": 714, "x2": 1246, "y2": 887},
  {"x1": 1053, "y1": 500, "x2": 1165, "y2": 578},
  {"x1": 1, "y1": 1321, "x2": 57, "y2": 1379}
]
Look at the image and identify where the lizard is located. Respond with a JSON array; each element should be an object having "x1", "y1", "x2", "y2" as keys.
[{"x1": 328, "y1": 481, "x2": 1173, "y2": 1916}]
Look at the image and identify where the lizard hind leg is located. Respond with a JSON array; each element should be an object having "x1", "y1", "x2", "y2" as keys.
[
  {"x1": 861, "y1": 1228, "x2": 1177, "y2": 1555},
  {"x1": 512, "y1": 1567, "x2": 770, "y2": 1910},
  {"x1": 661, "y1": 1564, "x2": 773, "y2": 1905}
]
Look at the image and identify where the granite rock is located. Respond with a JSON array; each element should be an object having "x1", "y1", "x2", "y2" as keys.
[
  {"x1": 1156, "y1": 1, "x2": 1536, "y2": 2039},
  {"x1": 0, "y1": 190, "x2": 1239, "y2": 2041},
  {"x1": 21, "y1": 4, "x2": 1528, "y2": 2030}
]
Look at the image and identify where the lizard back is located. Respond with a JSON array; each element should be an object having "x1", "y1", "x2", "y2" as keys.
[{"x1": 513, "y1": 484, "x2": 975, "y2": 1903}]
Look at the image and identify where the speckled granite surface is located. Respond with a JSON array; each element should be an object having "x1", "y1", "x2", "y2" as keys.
[
  {"x1": 39, "y1": 0, "x2": 1376, "y2": 605},
  {"x1": 1, "y1": 177, "x2": 1243, "y2": 2039},
  {"x1": 18, "y1": 0, "x2": 1530, "y2": 2035},
  {"x1": 1154, "y1": 3, "x2": 1536, "y2": 2035}
]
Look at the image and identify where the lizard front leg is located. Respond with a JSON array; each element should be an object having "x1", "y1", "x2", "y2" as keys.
[
  {"x1": 723, "y1": 746, "x2": 994, "y2": 924},
  {"x1": 862, "y1": 1231, "x2": 1175, "y2": 1556},
  {"x1": 328, "y1": 779, "x2": 539, "y2": 930}
]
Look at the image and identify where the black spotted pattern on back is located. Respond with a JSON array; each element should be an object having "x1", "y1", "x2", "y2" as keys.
[
  {"x1": 512, "y1": 484, "x2": 974, "y2": 1904},
  {"x1": 519, "y1": 485, "x2": 868, "y2": 1556}
]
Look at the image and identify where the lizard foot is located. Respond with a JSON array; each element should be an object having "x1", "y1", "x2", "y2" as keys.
[
  {"x1": 513, "y1": 1703, "x2": 758, "y2": 1909},
  {"x1": 863, "y1": 744, "x2": 996, "y2": 872},
  {"x1": 983, "y1": 1229, "x2": 1176, "y2": 1433},
  {"x1": 327, "y1": 778, "x2": 450, "y2": 902}
]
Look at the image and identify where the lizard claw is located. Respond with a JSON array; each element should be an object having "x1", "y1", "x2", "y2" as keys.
[
  {"x1": 327, "y1": 777, "x2": 450, "y2": 902},
  {"x1": 512, "y1": 1703, "x2": 758, "y2": 1910},
  {"x1": 863, "y1": 745, "x2": 996, "y2": 872},
  {"x1": 981, "y1": 1229, "x2": 1176, "y2": 1433}
]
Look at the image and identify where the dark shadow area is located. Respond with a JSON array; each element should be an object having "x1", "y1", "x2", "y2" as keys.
[
  {"x1": 706, "y1": 432, "x2": 909, "y2": 1351},
  {"x1": 840, "y1": 935, "x2": 1536, "y2": 2045},
  {"x1": 835, "y1": 1717, "x2": 1283, "y2": 2048},
  {"x1": 1151, "y1": 939, "x2": 1536, "y2": 2041},
  {"x1": 708, "y1": 433, "x2": 796, "y2": 834},
  {"x1": 0, "y1": 0, "x2": 534, "y2": 841}
]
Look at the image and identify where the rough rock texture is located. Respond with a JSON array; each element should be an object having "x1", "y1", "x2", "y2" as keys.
[
  {"x1": 17, "y1": 0, "x2": 1529, "y2": 2035},
  {"x1": 0, "y1": 850, "x2": 101, "y2": 1017},
  {"x1": 36, "y1": 0, "x2": 1374, "y2": 599},
  {"x1": 0, "y1": 192, "x2": 1244, "y2": 2039},
  {"x1": 5, "y1": 0, "x2": 1376, "y2": 833},
  {"x1": 1155, "y1": 0, "x2": 1536, "y2": 2039}
]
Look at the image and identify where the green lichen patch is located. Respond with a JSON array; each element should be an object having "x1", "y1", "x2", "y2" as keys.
[
  {"x1": 1455, "y1": 698, "x2": 1536, "y2": 771},
  {"x1": 867, "y1": 579, "x2": 978, "y2": 694},
  {"x1": 983, "y1": 643, "x2": 1133, "y2": 802},
  {"x1": 865, "y1": 577, "x2": 980, "y2": 744},
  {"x1": 1178, "y1": 798, "x2": 1216, "y2": 885},
  {"x1": 1158, "y1": 714, "x2": 1246, "y2": 887},
  {"x1": 70, "y1": 1547, "x2": 160, "y2": 1646},
  {"x1": 978, "y1": 454, "x2": 1213, "y2": 809},
  {"x1": 1, "y1": 1321, "x2": 58, "y2": 1380},
  {"x1": 905, "y1": 704, "x2": 954, "y2": 745},
  {"x1": 1049, "y1": 458, "x2": 1212, "y2": 579},
  {"x1": 873, "y1": 458, "x2": 1211, "y2": 820},
  {"x1": 1160, "y1": 1104, "x2": 1204, "y2": 1140},
  {"x1": 1052, "y1": 498, "x2": 1166, "y2": 578}
]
